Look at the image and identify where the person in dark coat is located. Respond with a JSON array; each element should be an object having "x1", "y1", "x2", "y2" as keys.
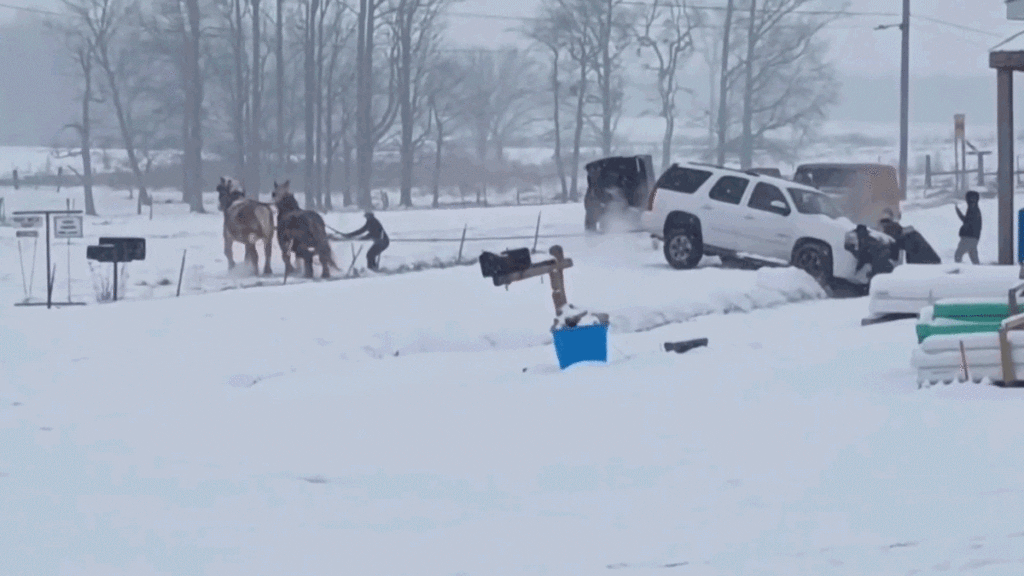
[
  {"x1": 954, "y1": 190, "x2": 982, "y2": 264},
  {"x1": 342, "y1": 211, "x2": 389, "y2": 271},
  {"x1": 879, "y1": 218, "x2": 941, "y2": 264},
  {"x1": 852, "y1": 224, "x2": 895, "y2": 279}
]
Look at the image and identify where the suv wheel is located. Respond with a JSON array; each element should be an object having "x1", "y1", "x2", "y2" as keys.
[
  {"x1": 792, "y1": 242, "x2": 833, "y2": 286},
  {"x1": 663, "y1": 226, "x2": 702, "y2": 269}
]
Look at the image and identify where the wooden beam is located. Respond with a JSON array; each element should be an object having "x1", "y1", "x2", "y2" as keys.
[{"x1": 998, "y1": 68, "x2": 1015, "y2": 264}]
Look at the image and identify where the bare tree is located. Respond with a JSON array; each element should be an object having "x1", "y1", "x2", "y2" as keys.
[
  {"x1": 303, "y1": 0, "x2": 321, "y2": 208},
  {"x1": 590, "y1": 0, "x2": 637, "y2": 155},
  {"x1": 49, "y1": 12, "x2": 99, "y2": 215},
  {"x1": 248, "y1": 0, "x2": 263, "y2": 198},
  {"x1": 66, "y1": 0, "x2": 153, "y2": 212},
  {"x1": 423, "y1": 57, "x2": 464, "y2": 207},
  {"x1": 391, "y1": 0, "x2": 446, "y2": 207},
  {"x1": 636, "y1": 0, "x2": 698, "y2": 173},
  {"x1": 715, "y1": 0, "x2": 735, "y2": 165},
  {"x1": 460, "y1": 48, "x2": 539, "y2": 205},
  {"x1": 523, "y1": 7, "x2": 570, "y2": 202},
  {"x1": 550, "y1": 0, "x2": 596, "y2": 201},
  {"x1": 355, "y1": 0, "x2": 399, "y2": 210},
  {"x1": 275, "y1": 0, "x2": 286, "y2": 176},
  {"x1": 735, "y1": 0, "x2": 845, "y2": 167}
]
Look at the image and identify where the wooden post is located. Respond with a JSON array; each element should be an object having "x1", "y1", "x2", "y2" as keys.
[
  {"x1": 532, "y1": 211, "x2": 542, "y2": 254},
  {"x1": 456, "y1": 224, "x2": 468, "y2": 263},
  {"x1": 548, "y1": 245, "x2": 568, "y2": 315},
  {"x1": 176, "y1": 249, "x2": 187, "y2": 297},
  {"x1": 924, "y1": 155, "x2": 931, "y2": 189},
  {"x1": 997, "y1": 68, "x2": 1015, "y2": 265}
]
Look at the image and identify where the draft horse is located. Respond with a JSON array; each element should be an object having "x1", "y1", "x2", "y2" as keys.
[
  {"x1": 217, "y1": 176, "x2": 276, "y2": 275},
  {"x1": 271, "y1": 180, "x2": 338, "y2": 278}
]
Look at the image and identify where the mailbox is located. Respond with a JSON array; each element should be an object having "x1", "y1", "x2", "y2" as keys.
[
  {"x1": 86, "y1": 244, "x2": 118, "y2": 263},
  {"x1": 96, "y1": 237, "x2": 145, "y2": 262}
]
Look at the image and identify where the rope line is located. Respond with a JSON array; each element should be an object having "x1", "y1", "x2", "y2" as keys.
[{"x1": 329, "y1": 230, "x2": 647, "y2": 243}]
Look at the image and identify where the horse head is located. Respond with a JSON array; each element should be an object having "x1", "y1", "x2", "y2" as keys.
[
  {"x1": 271, "y1": 180, "x2": 292, "y2": 203},
  {"x1": 217, "y1": 176, "x2": 245, "y2": 211}
]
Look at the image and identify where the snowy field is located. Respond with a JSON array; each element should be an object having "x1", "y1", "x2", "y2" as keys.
[{"x1": 5, "y1": 178, "x2": 1024, "y2": 574}]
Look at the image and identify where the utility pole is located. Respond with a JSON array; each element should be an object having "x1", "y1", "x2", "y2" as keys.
[
  {"x1": 899, "y1": 0, "x2": 910, "y2": 199},
  {"x1": 716, "y1": 0, "x2": 736, "y2": 166}
]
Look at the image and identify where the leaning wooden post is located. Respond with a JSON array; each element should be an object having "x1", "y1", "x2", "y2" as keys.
[
  {"x1": 457, "y1": 224, "x2": 468, "y2": 263},
  {"x1": 548, "y1": 245, "x2": 569, "y2": 315},
  {"x1": 176, "y1": 249, "x2": 187, "y2": 297},
  {"x1": 924, "y1": 154, "x2": 931, "y2": 189},
  {"x1": 532, "y1": 211, "x2": 542, "y2": 254}
]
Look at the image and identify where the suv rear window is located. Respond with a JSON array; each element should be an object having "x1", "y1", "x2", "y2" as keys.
[{"x1": 655, "y1": 166, "x2": 713, "y2": 194}]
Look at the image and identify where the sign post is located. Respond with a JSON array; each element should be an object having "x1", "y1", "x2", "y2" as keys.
[{"x1": 12, "y1": 210, "x2": 86, "y2": 309}]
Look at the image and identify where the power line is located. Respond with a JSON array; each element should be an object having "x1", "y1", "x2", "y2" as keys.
[
  {"x1": 910, "y1": 14, "x2": 1005, "y2": 39},
  {"x1": 0, "y1": 1, "x2": 59, "y2": 16}
]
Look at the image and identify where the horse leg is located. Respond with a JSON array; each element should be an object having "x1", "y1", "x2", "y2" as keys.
[
  {"x1": 303, "y1": 253, "x2": 314, "y2": 278},
  {"x1": 223, "y1": 233, "x2": 236, "y2": 270},
  {"x1": 320, "y1": 246, "x2": 331, "y2": 279},
  {"x1": 245, "y1": 242, "x2": 259, "y2": 275},
  {"x1": 263, "y1": 236, "x2": 273, "y2": 275}
]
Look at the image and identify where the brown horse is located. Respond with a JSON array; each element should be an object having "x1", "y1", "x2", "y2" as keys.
[
  {"x1": 217, "y1": 176, "x2": 275, "y2": 275},
  {"x1": 271, "y1": 180, "x2": 338, "y2": 278}
]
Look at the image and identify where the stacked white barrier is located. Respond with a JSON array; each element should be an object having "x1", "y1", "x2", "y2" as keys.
[{"x1": 868, "y1": 264, "x2": 1022, "y2": 317}]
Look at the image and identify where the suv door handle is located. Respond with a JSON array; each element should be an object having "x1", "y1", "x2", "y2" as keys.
[
  {"x1": 701, "y1": 205, "x2": 712, "y2": 210},
  {"x1": 744, "y1": 215, "x2": 755, "y2": 220}
]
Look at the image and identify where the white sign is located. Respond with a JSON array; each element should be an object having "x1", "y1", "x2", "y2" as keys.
[
  {"x1": 11, "y1": 214, "x2": 42, "y2": 228},
  {"x1": 53, "y1": 215, "x2": 83, "y2": 238}
]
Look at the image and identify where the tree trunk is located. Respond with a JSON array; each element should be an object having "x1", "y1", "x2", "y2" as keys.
[
  {"x1": 551, "y1": 46, "x2": 568, "y2": 203},
  {"x1": 355, "y1": 0, "x2": 374, "y2": 210},
  {"x1": 304, "y1": 0, "x2": 318, "y2": 209},
  {"x1": 431, "y1": 101, "x2": 443, "y2": 208},
  {"x1": 232, "y1": 0, "x2": 246, "y2": 180},
  {"x1": 739, "y1": 0, "x2": 757, "y2": 169},
  {"x1": 600, "y1": 0, "x2": 613, "y2": 156},
  {"x1": 398, "y1": 1, "x2": 415, "y2": 208},
  {"x1": 276, "y1": 0, "x2": 285, "y2": 176},
  {"x1": 314, "y1": 1, "x2": 326, "y2": 210},
  {"x1": 97, "y1": 53, "x2": 148, "y2": 213},
  {"x1": 662, "y1": 113, "x2": 674, "y2": 174},
  {"x1": 569, "y1": 51, "x2": 587, "y2": 201},
  {"x1": 184, "y1": 0, "x2": 204, "y2": 213},
  {"x1": 342, "y1": 138, "x2": 352, "y2": 206},
  {"x1": 716, "y1": 0, "x2": 735, "y2": 165},
  {"x1": 249, "y1": 0, "x2": 262, "y2": 199},
  {"x1": 79, "y1": 47, "x2": 96, "y2": 216}
]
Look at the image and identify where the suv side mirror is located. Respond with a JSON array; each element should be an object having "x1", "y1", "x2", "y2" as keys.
[{"x1": 770, "y1": 200, "x2": 789, "y2": 213}]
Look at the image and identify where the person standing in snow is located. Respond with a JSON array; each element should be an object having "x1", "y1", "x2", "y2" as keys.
[
  {"x1": 954, "y1": 190, "x2": 982, "y2": 264},
  {"x1": 342, "y1": 211, "x2": 390, "y2": 271}
]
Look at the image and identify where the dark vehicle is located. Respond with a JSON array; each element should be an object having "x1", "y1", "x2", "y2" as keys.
[
  {"x1": 792, "y1": 163, "x2": 902, "y2": 229},
  {"x1": 584, "y1": 155, "x2": 655, "y2": 233},
  {"x1": 748, "y1": 167, "x2": 782, "y2": 177}
]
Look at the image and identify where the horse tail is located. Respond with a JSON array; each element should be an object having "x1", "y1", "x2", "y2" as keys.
[
  {"x1": 257, "y1": 204, "x2": 274, "y2": 241},
  {"x1": 313, "y1": 213, "x2": 339, "y2": 270}
]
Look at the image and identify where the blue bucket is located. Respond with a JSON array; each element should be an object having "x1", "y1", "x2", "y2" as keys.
[{"x1": 552, "y1": 324, "x2": 609, "y2": 369}]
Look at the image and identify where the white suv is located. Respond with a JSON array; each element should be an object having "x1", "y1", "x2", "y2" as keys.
[{"x1": 640, "y1": 162, "x2": 884, "y2": 288}]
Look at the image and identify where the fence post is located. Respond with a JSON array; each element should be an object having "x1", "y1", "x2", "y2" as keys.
[
  {"x1": 176, "y1": 249, "x2": 187, "y2": 297},
  {"x1": 532, "y1": 211, "x2": 542, "y2": 254},
  {"x1": 924, "y1": 154, "x2": 931, "y2": 189},
  {"x1": 456, "y1": 224, "x2": 468, "y2": 263}
]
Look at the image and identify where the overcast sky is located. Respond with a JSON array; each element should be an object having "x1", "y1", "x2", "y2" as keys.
[{"x1": 2, "y1": 0, "x2": 1022, "y2": 78}]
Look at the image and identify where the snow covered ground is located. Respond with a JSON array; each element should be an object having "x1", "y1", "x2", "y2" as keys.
[{"x1": 5, "y1": 183, "x2": 1024, "y2": 575}]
